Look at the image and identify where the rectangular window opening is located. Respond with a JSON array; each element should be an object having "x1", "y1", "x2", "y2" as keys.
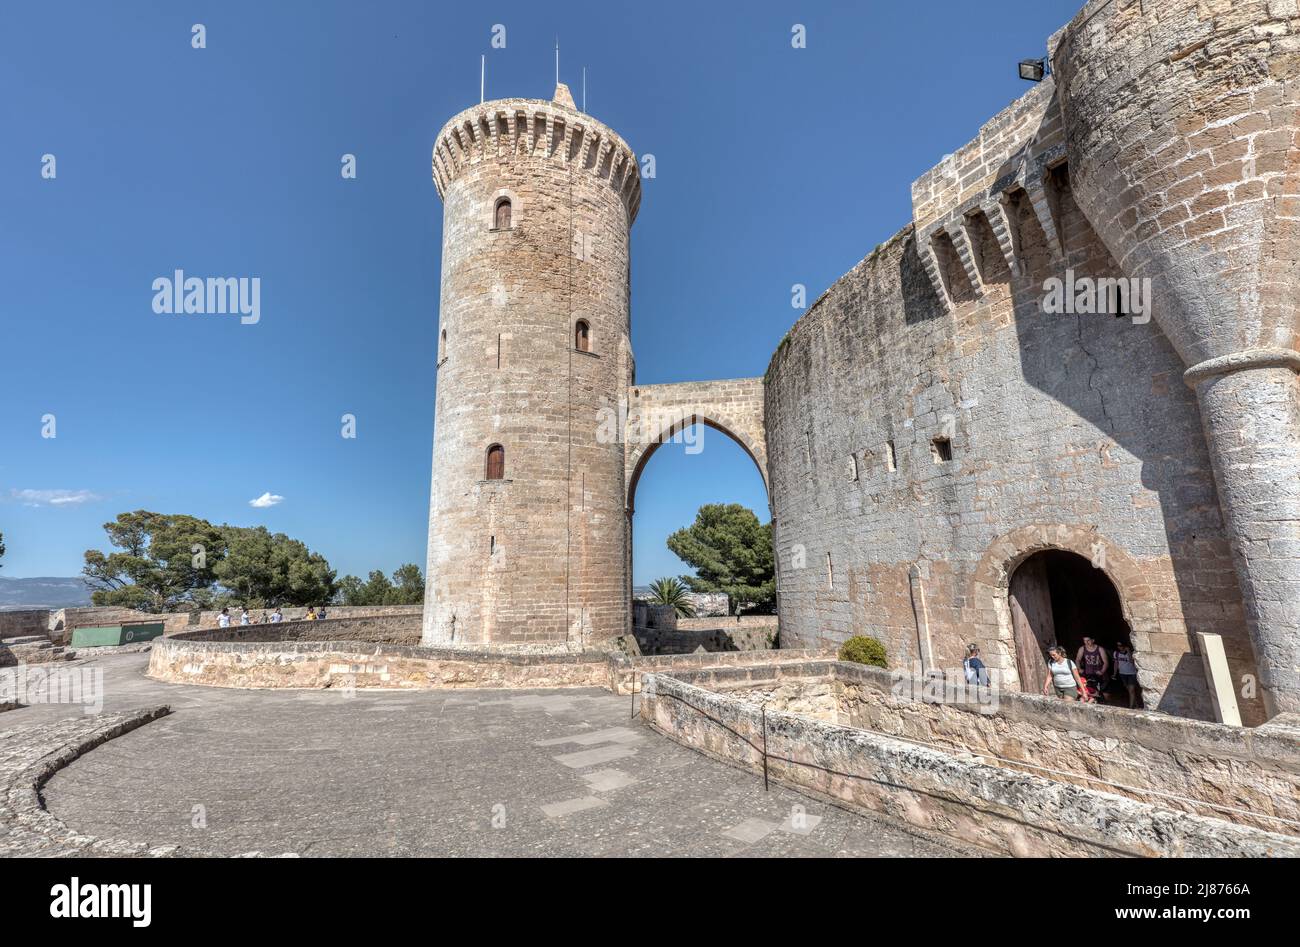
[
  {"x1": 885, "y1": 439, "x2": 897, "y2": 472},
  {"x1": 931, "y1": 437, "x2": 953, "y2": 463}
]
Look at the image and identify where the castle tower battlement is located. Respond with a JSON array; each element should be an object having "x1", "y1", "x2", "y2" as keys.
[{"x1": 431, "y1": 96, "x2": 642, "y2": 223}]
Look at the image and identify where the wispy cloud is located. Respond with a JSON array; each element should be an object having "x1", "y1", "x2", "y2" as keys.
[
  {"x1": 10, "y1": 488, "x2": 102, "y2": 507},
  {"x1": 249, "y1": 492, "x2": 284, "y2": 509}
]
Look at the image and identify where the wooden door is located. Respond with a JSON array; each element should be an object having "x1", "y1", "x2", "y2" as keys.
[{"x1": 1009, "y1": 557, "x2": 1055, "y2": 693}]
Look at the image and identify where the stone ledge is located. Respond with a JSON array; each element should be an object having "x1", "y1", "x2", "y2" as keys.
[
  {"x1": 640, "y1": 672, "x2": 1300, "y2": 858},
  {"x1": 149, "y1": 634, "x2": 833, "y2": 696},
  {"x1": 1, "y1": 707, "x2": 181, "y2": 856},
  {"x1": 1, "y1": 706, "x2": 300, "y2": 857}
]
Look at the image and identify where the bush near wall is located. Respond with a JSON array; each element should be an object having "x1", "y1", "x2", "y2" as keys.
[{"x1": 839, "y1": 636, "x2": 888, "y2": 668}]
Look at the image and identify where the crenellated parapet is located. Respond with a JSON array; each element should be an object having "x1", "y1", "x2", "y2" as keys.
[{"x1": 431, "y1": 94, "x2": 643, "y2": 224}]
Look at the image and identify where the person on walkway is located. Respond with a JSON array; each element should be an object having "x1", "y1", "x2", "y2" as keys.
[
  {"x1": 217, "y1": 608, "x2": 231, "y2": 629},
  {"x1": 1113, "y1": 641, "x2": 1140, "y2": 709},
  {"x1": 305, "y1": 607, "x2": 317, "y2": 621},
  {"x1": 270, "y1": 607, "x2": 283, "y2": 624},
  {"x1": 1076, "y1": 637, "x2": 1109, "y2": 701},
  {"x1": 962, "y1": 644, "x2": 990, "y2": 687},
  {"x1": 1043, "y1": 646, "x2": 1086, "y2": 701},
  {"x1": 317, "y1": 607, "x2": 328, "y2": 621},
  {"x1": 239, "y1": 608, "x2": 251, "y2": 626}
]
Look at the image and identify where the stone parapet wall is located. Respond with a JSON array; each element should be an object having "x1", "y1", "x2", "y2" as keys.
[
  {"x1": 191, "y1": 604, "x2": 422, "y2": 628},
  {"x1": 150, "y1": 639, "x2": 613, "y2": 691},
  {"x1": 700, "y1": 661, "x2": 1300, "y2": 835},
  {"x1": 640, "y1": 670, "x2": 1300, "y2": 858},
  {"x1": 0, "y1": 610, "x2": 53, "y2": 640},
  {"x1": 148, "y1": 630, "x2": 829, "y2": 696},
  {"x1": 169, "y1": 614, "x2": 423, "y2": 645},
  {"x1": 676, "y1": 615, "x2": 778, "y2": 631},
  {"x1": 629, "y1": 624, "x2": 778, "y2": 656}
]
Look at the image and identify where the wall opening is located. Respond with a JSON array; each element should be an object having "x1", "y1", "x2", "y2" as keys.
[
  {"x1": 493, "y1": 197, "x2": 512, "y2": 230},
  {"x1": 1008, "y1": 550, "x2": 1138, "y2": 705},
  {"x1": 485, "y1": 444, "x2": 505, "y2": 480},
  {"x1": 628, "y1": 419, "x2": 772, "y2": 627},
  {"x1": 931, "y1": 436, "x2": 953, "y2": 463},
  {"x1": 575, "y1": 319, "x2": 591, "y2": 352},
  {"x1": 884, "y1": 439, "x2": 897, "y2": 472}
]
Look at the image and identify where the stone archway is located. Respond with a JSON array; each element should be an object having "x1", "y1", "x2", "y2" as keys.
[
  {"x1": 621, "y1": 378, "x2": 769, "y2": 633},
  {"x1": 623, "y1": 378, "x2": 768, "y2": 509},
  {"x1": 969, "y1": 524, "x2": 1158, "y2": 699}
]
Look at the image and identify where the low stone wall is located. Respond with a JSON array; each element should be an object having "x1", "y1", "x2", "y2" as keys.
[
  {"x1": 676, "y1": 615, "x2": 778, "y2": 631},
  {"x1": 701, "y1": 661, "x2": 1300, "y2": 836},
  {"x1": 150, "y1": 638, "x2": 614, "y2": 690},
  {"x1": 192, "y1": 604, "x2": 422, "y2": 628},
  {"x1": 632, "y1": 625, "x2": 777, "y2": 655},
  {"x1": 610, "y1": 651, "x2": 827, "y2": 695},
  {"x1": 0, "y1": 610, "x2": 52, "y2": 640},
  {"x1": 148, "y1": 626, "x2": 830, "y2": 695},
  {"x1": 640, "y1": 671, "x2": 1300, "y2": 858},
  {"x1": 170, "y1": 614, "x2": 422, "y2": 645}
]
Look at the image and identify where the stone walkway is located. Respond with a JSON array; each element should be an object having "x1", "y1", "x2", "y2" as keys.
[{"x1": 2, "y1": 653, "x2": 980, "y2": 857}]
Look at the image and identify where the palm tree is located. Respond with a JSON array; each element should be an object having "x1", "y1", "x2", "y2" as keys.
[{"x1": 647, "y1": 576, "x2": 696, "y2": 618}]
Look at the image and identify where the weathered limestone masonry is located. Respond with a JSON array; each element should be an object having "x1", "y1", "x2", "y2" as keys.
[
  {"x1": 424, "y1": 83, "x2": 640, "y2": 651},
  {"x1": 423, "y1": 85, "x2": 767, "y2": 651},
  {"x1": 718, "y1": 661, "x2": 1300, "y2": 835},
  {"x1": 423, "y1": 1, "x2": 1296, "y2": 723},
  {"x1": 624, "y1": 377, "x2": 768, "y2": 504},
  {"x1": 639, "y1": 667, "x2": 1300, "y2": 857},
  {"x1": 766, "y1": 0, "x2": 1299, "y2": 723},
  {"x1": 1051, "y1": 0, "x2": 1300, "y2": 718},
  {"x1": 148, "y1": 627, "x2": 826, "y2": 695}
]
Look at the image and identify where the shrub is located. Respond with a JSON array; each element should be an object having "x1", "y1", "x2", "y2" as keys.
[{"x1": 838, "y1": 635, "x2": 887, "y2": 668}]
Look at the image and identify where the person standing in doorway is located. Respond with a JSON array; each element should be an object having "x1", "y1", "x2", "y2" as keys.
[
  {"x1": 1113, "y1": 641, "x2": 1140, "y2": 709},
  {"x1": 1043, "y1": 646, "x2": 1086, "y2": 701},
  {"x1": 1076, "y1": 637, "x2": 1109, "y2": 701}
]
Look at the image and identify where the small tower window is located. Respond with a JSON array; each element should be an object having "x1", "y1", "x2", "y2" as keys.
[
  {"x1": 575, "y1": 319, "x2": 591, "y2": 352},
  {"x1": 493, "y1": 198, "x2": 512, "y2": 230},
  {"x1": 931, "y1": 437, "x2": 953, "y2": 463},
  {"x1": 485, "y1": 444, "x2": 505, "y2": 480}
]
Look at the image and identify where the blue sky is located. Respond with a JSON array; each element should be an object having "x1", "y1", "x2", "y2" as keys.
[{"x1": 0, "y1": 0, "x2": 1081, "y2": 584}]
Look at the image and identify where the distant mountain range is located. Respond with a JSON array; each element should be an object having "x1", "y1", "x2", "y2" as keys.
[{"x1": 0, "y1": 576, "x2": 93, "y2": 610}]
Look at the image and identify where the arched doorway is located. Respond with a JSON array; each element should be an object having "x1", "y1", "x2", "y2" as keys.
[{"x1": 1009, "y1": 549, "x2": 1137, "y2": 703}]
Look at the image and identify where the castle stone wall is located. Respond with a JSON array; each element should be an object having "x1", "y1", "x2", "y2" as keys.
[{"x1": 764, "y1": 164, "x2": 1257, "y2": 722}]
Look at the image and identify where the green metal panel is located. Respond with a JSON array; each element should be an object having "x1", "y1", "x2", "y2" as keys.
[
  {"x1": 70, "y1": 622, "x2": 165, "y2": 648},
  {"x1": 70, "y1": 625, "x2": 124, "y2": 648},
  {"x1": 120, "y1": 622, "x2": 165, "y2": 644}
]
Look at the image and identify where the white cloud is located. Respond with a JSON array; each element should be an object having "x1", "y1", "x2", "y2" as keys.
[
  {"x1": 249, "y1": 492, "x2": 284, "y2": 508},
  {"x1": 10, "y1": 489, "x2": 102, "y2": 507}
]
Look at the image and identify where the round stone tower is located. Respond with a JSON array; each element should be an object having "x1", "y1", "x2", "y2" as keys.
[
  {"x1": 1053, "y1": 0, "x2": 1300, "y2": 716},
  {"x1": 423, "y1": 83, "x2": 642, "y2": 651}
]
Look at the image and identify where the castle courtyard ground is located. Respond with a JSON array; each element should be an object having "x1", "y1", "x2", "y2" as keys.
[{"x1": 1, "y1": 653, "x2": 977, "y2": 857}]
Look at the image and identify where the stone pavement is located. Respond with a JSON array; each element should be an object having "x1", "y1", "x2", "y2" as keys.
[{"x1": 2, "y1": 653, "x2": 981, "y2": 857}]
